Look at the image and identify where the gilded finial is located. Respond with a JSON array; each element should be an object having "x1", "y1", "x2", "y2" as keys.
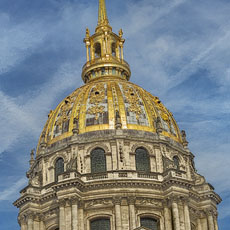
[
  {"x1": 86, "y1": 28, "x2": 90, "y2": 39},
  {"x1": 98, "y1": 0, "x2": 109, "y2": 26},
  {"x1": 119, "y1": 29, "x2": 123, "y2": 38}
]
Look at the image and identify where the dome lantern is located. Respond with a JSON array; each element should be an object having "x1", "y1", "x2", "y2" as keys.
[{"x1": 82, "y1": 0, "x2": 131, "y2": 83}]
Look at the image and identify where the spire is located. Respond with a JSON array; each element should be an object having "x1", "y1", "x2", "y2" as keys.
[{"x1": 98, "y1": 0, "x2": 109, "y2": 26}]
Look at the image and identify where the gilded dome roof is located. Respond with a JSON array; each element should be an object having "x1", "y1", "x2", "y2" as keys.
[{"x1": 38, "y1": 77, "x2": 182, "y2": 149}]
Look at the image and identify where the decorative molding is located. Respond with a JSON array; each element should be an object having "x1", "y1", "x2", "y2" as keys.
[
  {"x1": 86, "y1": 143, "x2": 110, "y2": 155},
  {"x1": 131, "y1": 143, "x2": 154, "y2": 155}
]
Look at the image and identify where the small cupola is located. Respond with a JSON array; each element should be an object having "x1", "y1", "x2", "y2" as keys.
[{"x1": 82, "y1": 0, "x2": 131, "y2": 83}]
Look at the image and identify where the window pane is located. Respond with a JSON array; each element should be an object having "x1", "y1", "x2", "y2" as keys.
[
  {"x1": 55, "y1": 158, "x2": 64, "y2": 181},
  {"x1": 90, "y1": 218, "x2": 110, "y2": 230},
  {"x1": 173, "y1": 156, "x2": 180, "y2": 170},
  {"x1": 141, "y1": 218, "x2": 158, "y2": 230},
  {"x1": 91, "y1": 148, "x2": 106, "y2": 174},
  {"x1": 135, "y1": 148, "x2": 150, "y2": 172}
]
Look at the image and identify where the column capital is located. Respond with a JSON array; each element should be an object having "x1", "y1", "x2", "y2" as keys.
[
  {"x1": 162, "y1": 198, "x2": 171, "y2": 207},
  {"x1": 18, "y1": 215, "x2": 27, "y2": 225},
  {"x1": 169, "y1": 194, "x2": 180, "y2": 203},
  {"x1": 38, "y1": 213, "x2": 45, "y2": 221},
  {"x1": 181, "y1": 196, "x2": 190, "y2": 205},
  {"x1": 65, "y1": 198, "x2": 72, "y2": 207},
  {"x1": 205, "y1": 208, "x2": 215, "y2": 216},
  {"x1": 27, "y1": 211, "x2": 35, "y2": 220},
  {"x1": 58, "y1": 199, "x2": 66, "y2": 207},
  {"x1": 70, "y1": 196, "x2": 79, "y2": 205},
  {"x1": 127, "y1": 196, "x2": 136, "y2": 205},
  {"x1": 198, "y1": 210, "x2": 206, "y2": 218},
  {"x1": 78, "y1": 199, "x2": 85, "y2": 209},
  {"x1": 113, "y1": 196, "x2": 122, "y2": 205}
]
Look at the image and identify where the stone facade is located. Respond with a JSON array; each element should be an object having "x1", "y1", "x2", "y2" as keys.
[{"x1": 14, "y1": 129, "x2": 221, "y2": 230}]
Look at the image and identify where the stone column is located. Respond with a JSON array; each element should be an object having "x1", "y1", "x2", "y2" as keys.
[
  {"x1": 27, "y1": 213, "x2": 34, "y2": 230},
  {"x1": 171, "y1": 200, "x2": 180, "y2": 230},
  {"x1": 39, "y1": 217, "x2": 45, "y2": 230},
  {"x1": 65, "y1": 199, "x2": 72, "y2": 230},
  {"x1": 33, "y1": 215, "x2": 40, "y2": 230},
  {"x1": 179, "y1": 200, "x2": 185, "y2": 230},
  {"x1": 183, "y1": 200, "x2": 191, "y2": 230},
  {"x1": 78, "y1": 200, "x2": 84, "y2": 230},
  {"x1": 163, "y1": 201, "x2": 172, "y2": 230},
  {"x1": 59, "y1": 200, "x2": 66, "y2": 230},
  {"x1": 196, "y1": 218, "x2": 202, "y2": 230},
  {"x1": 200, "y1": 212, "x2": 208, "y2": 230},
  {"x1": 114, "y1": 197, "x2": 122, "y2": 230},
  {"x1": 20, "y1": 216, "x2": 27, "y2": 230},
  {"x1": 72, "y1": 197, "x2": 79, "y2": 230},
  {"x1": 207, "y1": 210, "x2": 215, "y2": 230},
  {"x1": 214, "y1": 213, "x2": 219, "y2": 230},
  {"x1": 128, "y1": 197, "x2": 136, "y2": 230}
]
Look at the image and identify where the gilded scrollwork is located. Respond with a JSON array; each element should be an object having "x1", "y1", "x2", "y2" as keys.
[
  {"x1": 56, "y1": 96, "x2": 72, "y2": 128},
  {"x1": 87, "y1": 83, "x2": 106, "y2": 120},
  {"x1": 121, "y1": 84, "x2": 142, "y2": 120}
]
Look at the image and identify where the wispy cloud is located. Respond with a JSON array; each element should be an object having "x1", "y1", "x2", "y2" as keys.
[
  {"x1": 0, "y1": 177, "x2": 27, "y2": 201},
  {"x1": 0, "y1": 13, "x2": 48, "y2": 75}
]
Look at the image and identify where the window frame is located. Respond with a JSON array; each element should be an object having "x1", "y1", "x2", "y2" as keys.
[
  {"x1": 135, "y1": 147, "x2": 151, "y2": 173},
  {"x1": 90, "y1": 148, "x2": 107, "y2": 174},
  {"x1": 55, "y1": 157, "x2": 64, "y2": 181},
  {"x1": 139, "y1": 216, "x2": 160, "y2": 230},
  {"x1": 90, "y1": 217, "x2": 111, "y2": 230}
]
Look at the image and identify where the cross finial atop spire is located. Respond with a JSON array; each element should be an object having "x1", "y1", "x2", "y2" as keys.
[{"x1": 98, "y1": 0, "x2": 109, "y2": 26}]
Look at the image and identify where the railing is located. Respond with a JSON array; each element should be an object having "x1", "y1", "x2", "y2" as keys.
[
  {"x1": 82, "y1": 56, "x2": 130, "y2": 70},
  {"x1": 137, "y1": 172, "x2": 158, "y2": 179},
  {"x1": 57, "y1": 170, "x2": 187, "y2": 183},
  {"x1": 86, "y1": 173, "x2": 108, "y2": 181}
]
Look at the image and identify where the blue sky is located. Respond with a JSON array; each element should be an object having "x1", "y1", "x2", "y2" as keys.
[{"x1": 0, "y1": 0, "x2": 230, "y2": 229}]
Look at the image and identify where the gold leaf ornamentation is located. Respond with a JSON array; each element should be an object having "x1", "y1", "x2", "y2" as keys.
[
  {"x1": 87, "y1": 83, "x2": 106, "y2": 120},
  {"x1": 122, "y1": 84, "x2": 142, "y2": 120},
  {"x1": 87, "y1": 105, "x2": 105, "y2": 120},
  {"x1": 56, "y1": 97, "x2": 72, "y2": 128}
]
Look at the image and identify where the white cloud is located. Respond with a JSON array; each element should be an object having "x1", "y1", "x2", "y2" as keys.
[
  {"x1": 0, "y1": 13, "x2": 48, "y2": 75},
  {"x1": 0, "y1": 177, "x2": 27, "y2": 201}
]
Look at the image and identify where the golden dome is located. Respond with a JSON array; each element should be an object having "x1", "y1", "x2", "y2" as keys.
[
  {"x1": 38, "y1": 77, "x2": 182, "y2": 148},
  {"x1": 37, "y1": 0, "x2": 182, "y2": 151}
]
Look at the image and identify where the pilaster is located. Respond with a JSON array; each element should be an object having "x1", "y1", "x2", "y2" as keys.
[
  {"x1": 163, "y1": 200, "x2": 172, "y2": 230},
  {"x1": 128, "y1": 197, "x2": 136, "y2": 230},
  {"x1": 59, "y1": 199, "x2": 66, "y2": 230},
  {"x1": 113, "y1": 197, "x2": 122, "y2": 230},
  {"x1": 171, "y1": 197, "x2": 180, "y2": 230}
]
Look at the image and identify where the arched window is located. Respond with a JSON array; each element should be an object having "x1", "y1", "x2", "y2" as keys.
[
  {"x1": 91, "y1": 148, "x2": 106, "y2": 174},
  {"x1": 94, "y1": 43, "x2": 101, "y2": 58},
  {"x1": 55, "y1": 158, "x2": 64, "y2": 181},
  {"x1": 111, "y1": 43, "x2": 116, "y2": 56},
  {"x1": 140, "y1": 217, "x2": 158, "y2": 230},
  {"x1": 90, "y1": 218, "x2": 110, "y2": 230},
  {"x1": 173, "y1": 156, "x2": 180, "y2": 170},
  {"x1": 135, "y1": 147, "x2": 150, "y2": 172}
]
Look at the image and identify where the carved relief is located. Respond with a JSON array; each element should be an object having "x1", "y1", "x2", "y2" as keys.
[
  {"x1": 66, "y1": 157, "x2": 77, "y2": 172},
  {"x1": 85, "y1": 199, "x2": 112, "y2": 208},
  {"x1": 137, "y1": 198, "x2": 162, "y2": 207},
  {"x1": 87, "y1": 83, "x2": 106, "y2": 120}
]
